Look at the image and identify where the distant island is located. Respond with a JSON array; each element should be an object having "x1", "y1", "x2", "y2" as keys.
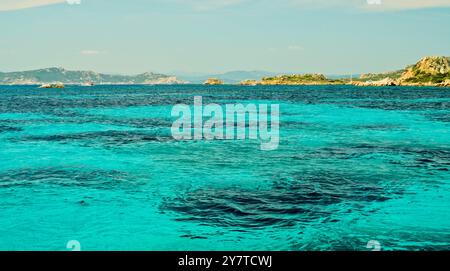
[
  {"x1": 1, "y1": 56, "x2": 449, "y2": 87},
  {"x1": 352, "y1": 56, "x2": 450, "y2": 87},
  {"x1": 238, "y1": 56, "x2": 450, "y2": 87},
  {"x1": 204, "y1": 78, "x2": 224, "y2": 85},
  {"x1": 256, "y1": 74, "x2": 344, "y2": 86},
  {"x1": 0, "y1": 67, "x2": 186, "y2": 85},
  {"x1": 178, "y1": 71, "x2": 277, "y2": 84}
]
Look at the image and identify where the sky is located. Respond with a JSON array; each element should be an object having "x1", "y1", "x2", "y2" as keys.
[{"x1": 0, "y1": 0, "x2": 449, "y2": 75}]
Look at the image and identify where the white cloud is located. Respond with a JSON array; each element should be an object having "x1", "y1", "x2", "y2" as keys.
[{"x1": 0, "y1": 0, "x2": 66, "y2": 11}]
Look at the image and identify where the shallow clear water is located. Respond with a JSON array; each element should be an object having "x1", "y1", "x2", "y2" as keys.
[{"x1": 0, "y1": 85, "x2": 449, "y2": 251}]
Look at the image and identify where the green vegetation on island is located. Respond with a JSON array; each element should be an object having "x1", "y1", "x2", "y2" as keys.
[
  {"x1": 400, "y1": 56, "x2": 450, "y2": 84},
  {"x1": 240, "y1": 79, "x2": 258, "y2": 86},
  {"x1": 353, "y1": 56, "x2": 450, "y2": 87},
  {"x1": 359, "y1": 69, "x2": 406, "y2": 81},
  {"x1": 239, "y1": 74, "x2": 344, "y2": 86},
  {"x1": 260, "y1": 74, "x2": 344, "y2": 85},
  {"x1": 236, "y1": 56, "x2": 450, "y2": 87}
]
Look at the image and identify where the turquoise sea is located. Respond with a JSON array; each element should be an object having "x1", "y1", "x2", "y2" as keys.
[{"x1": 0, "y1": 85, "x2": 449, "y2": 251}]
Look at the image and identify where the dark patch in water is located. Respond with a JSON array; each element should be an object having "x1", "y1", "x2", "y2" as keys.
[
  {"x1": 0, "y1": 167, "x2": 141, "y2": 189},
  {"x1": 336, "y1": 100, "x2": 450, "y2": 113},
  {"x1": 18, "y1": 130, "x2": 174, "y2": 146},
  {"x1": 303, "y1": 144, "x2": 450, "y2": 172},
  {"x1": 180, "y1": 235, "x2": 208, "y2": 240},
  {"x1": 2, "y1": 85, "x2": 449, "y2": 114},
  {"x1": 163, "y1": 172, "x2": 389, "y2": 229},
  {"x1": 1, "y1": 115, "x2": 174, "y2": 130},
  {"x1": 0, "y1": 125, "x2": 22, "y2": 133},
  {"x1": 354, "y1": 124, "x2": 405, "y2": 131}
]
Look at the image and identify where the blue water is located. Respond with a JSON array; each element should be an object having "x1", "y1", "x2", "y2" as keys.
[{"x1": 0, "y1": 85, "x2": 449, "y2": 251}]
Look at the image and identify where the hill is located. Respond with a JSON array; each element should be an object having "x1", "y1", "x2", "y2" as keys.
[
  {"x1": 355, "y1": 56, "x2": 450, "y2": 87},
  {"x1": 0, "y1": 67, "x2": 185, "y2": 85},
  {"x1": 359, "y1": 69, "x2": 406, "y2": 81},
  {"x1": 399, "y1": 56, "x2": 450, "y2": 84}
]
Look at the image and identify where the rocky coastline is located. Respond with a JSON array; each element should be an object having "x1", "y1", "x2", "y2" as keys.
[{"x1": 237, "y1": 56, "x2": 450, "y2": 87}]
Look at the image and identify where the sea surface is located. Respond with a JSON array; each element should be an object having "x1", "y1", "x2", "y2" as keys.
[{"x1": 0, "y1": 85, "x2": 449, "y2": 251}]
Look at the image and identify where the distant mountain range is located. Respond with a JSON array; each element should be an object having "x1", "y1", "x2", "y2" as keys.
[
  {"x1": 0, "y1": 67, "x2": 186, "y2": 85},
  {"x1": 0, "y1": 68, "x2": 281, "y2": 85},
  {"x1": 2, "y1": 57, "x2": 449, "y2": 87},
  {"x1": 177, "y1": 70, "x2": 279, "y2": 84}
]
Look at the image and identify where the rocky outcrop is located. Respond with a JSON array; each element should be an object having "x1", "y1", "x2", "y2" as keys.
[
  {"x1": 39, "y1": 83, "x2": 65, "y2": 89},
  {"x1": 399, "y1": 56, "x2": 450, "y2": 85},
  {"x1": 204, "y1": 78, "x2": 224, "y2": 85},
  {"x1": 356, "y1": 56, "x2": 450, "y2": 87},
  {"x1": 352, "y1": 78, "x2": 398, "y2": 87},
  {"x1": 438, "y1": 79, "x2": 450, "y2": 87}
]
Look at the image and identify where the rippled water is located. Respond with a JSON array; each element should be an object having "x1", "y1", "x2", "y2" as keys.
[{"x1": 0, "y1": 85, "x2": 449, "y2": 251}]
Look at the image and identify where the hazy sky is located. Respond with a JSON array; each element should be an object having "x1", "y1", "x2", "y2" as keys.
[{"x1": 0, "y1": 0, "x2": 449, "y2": 75}]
